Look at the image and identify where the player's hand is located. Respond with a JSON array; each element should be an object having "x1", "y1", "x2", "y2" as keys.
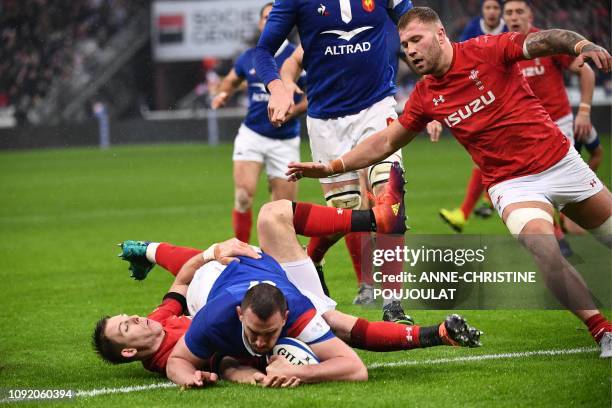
[
  {"x1": 214, "y1": 238, "x2": 261, "y2": 265},
  {"x1": 211, "y1": 92, "x2": 228, "y2": 110},
  {"x1": 574, "y1": 112, "x2": 592, "y2": 141},
  {"x1": 426, "y1": 120, "x2": 442, "y2": 142},
  {"x1": 286, "y1": 161, "x2": 333, "y2": 181},
  {"x1": 265, "y1": 355, "x2": 299, "y2": 379},
  {"x1": 267, "y1": 80, "x2": 295, "y2": 127},
  {"x1": 251, "y1": 372, "x2": 301, "y2": 388},
  {"x1": 578, "y1": 43, "x2": 612, "y2": 73},
  {"x1": 283, "y1": 80, "x2": 304, "y2": 97},
  {"x1": 180, "y1": 370, "x2": 218, "y2": 389}
]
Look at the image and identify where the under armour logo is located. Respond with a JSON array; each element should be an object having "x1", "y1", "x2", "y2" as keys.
[
  {"x1": 469, "y1": 70, "x2": 479, "y2": 81},
  {"x1": 433, "y1": 95, "x2": 445, "y2": 106},
  {"x1": 589, "y1": 179, "x2": 597, "y2": 188},
  {"x1": 337, "y1": 208, "x2": 344, "y2": 215}
]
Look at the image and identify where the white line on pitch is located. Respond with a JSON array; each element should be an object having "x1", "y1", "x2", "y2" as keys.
[
  {"x1": 367, "y1": 346, "x2": 599, "y2": 369},
  {"x1": 0, "y1": 346, "x2": 600, "y2": 402}
]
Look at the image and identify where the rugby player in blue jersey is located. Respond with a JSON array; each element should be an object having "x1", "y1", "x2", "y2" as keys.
[
  {"x1": 254, "y1": 0, "x2": 418, "y2": 323},
  {"x1": 211, "y1": 3, "x2": 307, "y2": 245},
  {"x1": 459, "y1": 0, "x2": 507, "y2": 42},
  {"x1": 99, "y1": 165, "x2": 481, "y2": 387}
]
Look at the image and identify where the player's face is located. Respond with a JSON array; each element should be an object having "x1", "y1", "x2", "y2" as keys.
[
  {"x1": 503, "y1": 1, "x2": 533, "y2": 34},
  {"x1": 239, "y1": 307, "x2": 287, "y2": 355},
  {"x1": 105, "y1": 314, "x2": 163, "y2": 350},
  {"x1": 399, "y1": 21, "x2": 444, "y2": 76},
  {"x1": 258, "y1": 4, "x2": 273, "y2": 33},
  {"x1": 482, "y1": 0, "x2": 502, "y2": 29}
]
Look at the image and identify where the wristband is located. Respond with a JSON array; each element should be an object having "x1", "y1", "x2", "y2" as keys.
[
  {"x1": 202, "y1": 243, "x2": 219, "y2": 262},
  {"x1": 574, "y1": 39, "x2": 591, "y2": 56},
  {"x1": 329, "y1": 158, "x2": 346, "y2": 175},
  {"x1": 578, "y1": 103, "x2": 591, "y2": 116}
]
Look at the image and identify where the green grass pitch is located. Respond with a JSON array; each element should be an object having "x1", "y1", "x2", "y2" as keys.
[{"x1": 0, "y1": 135, "x2": 610, "y2": 407}]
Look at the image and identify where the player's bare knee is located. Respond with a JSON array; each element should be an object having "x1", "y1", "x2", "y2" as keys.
[
  {"x1": 257, "y1": 200, "x2": 292, "y2": 230},
  {"x1": 234, "y1": 188, "x2": 254, "y2": 212}
]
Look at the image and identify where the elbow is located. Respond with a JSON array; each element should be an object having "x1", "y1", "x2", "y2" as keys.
[
  {"x1": 352, "y1": 365, "x2": 368, "y2": 382},
  {"x1": 349, "y1": 359, "x2": 368, "y2": 382}
]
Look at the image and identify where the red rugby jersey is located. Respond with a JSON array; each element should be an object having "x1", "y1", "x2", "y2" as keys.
[
  {"x1": 517, "y1": 27, "x2": 574, "y2": 121},
  {"x1": 399, "y1": 32, "x2": 569, "y2": 188},
  {"x1": 141, "y1": 298, "x2": 193, "y2": 374}
]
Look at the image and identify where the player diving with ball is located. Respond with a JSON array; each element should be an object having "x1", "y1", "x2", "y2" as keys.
[{"x1": 93, "y1": 164, "x2": 482, "y2": 387}]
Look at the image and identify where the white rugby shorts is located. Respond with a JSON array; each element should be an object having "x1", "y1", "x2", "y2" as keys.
[
  {"x1": 232, "y1": 124, "x2": 300, "y2": 179},
  {"x1": 488, "y1": 147, "x2": 604, "y2": 217},
  {"x1": 307, "y1": 96, "x2": 403, "y2": 184}
]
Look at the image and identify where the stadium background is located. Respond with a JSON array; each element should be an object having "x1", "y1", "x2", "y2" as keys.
[{"x1": 0, "y1": 0, "x2": 610, "y2": 406}]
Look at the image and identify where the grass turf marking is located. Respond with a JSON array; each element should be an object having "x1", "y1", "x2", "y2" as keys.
[{"x1": 2, "y1": 346, "x2": 596, "y2": 403}]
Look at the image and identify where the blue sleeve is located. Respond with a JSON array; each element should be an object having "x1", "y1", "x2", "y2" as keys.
[
  {"x1": 233, "y1": 51, "x2": 248, "y2": 79},
  {"x1": 383, "y1": 0, "x2": 413, "y2": 24},
  {"x1": 184, "y1": 314, "x2": 212, "y2": 360},
  {"x1": 460, "y1": 18, "x2": 479, "y2": 42},
  {"x1": 254, "y1": 0, "x2": 298, "y2": 87}
]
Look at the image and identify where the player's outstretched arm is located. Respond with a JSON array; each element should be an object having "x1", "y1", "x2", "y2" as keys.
[
  {"x1": 287, "y1": 120, "x2": 417, "y2": 180},
  {"x1": 524, "y1": 30, "x2": 612, "y2": 72},
  {"x1": 167, "y1": 337, "x2": 218, "y2": 388},
  {"x1": 211, "y1": 69, "x2": 243, "y2": 109},
  {"x1": 265, "y1": 337, "x2": 367, "y2": 383},
  {"x1": 568, "y1": 59, "x2": 595, "y2": 139}
]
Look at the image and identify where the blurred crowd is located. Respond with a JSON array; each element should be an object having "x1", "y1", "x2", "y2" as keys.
[
  {"x1": 1, "y1": 0, "x2": 609, "y2": 125},
  {"x1": 0, "y1": 0, "x2": 147, "y2": 124}
]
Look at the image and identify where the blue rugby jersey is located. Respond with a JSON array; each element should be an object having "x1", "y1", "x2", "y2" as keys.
[
  {"x1": 184, "y1": 253, "x2": 334, "y2": 360},
  {"x1": 234, "y1": 41, "x2": 305, "y2": 139},
  {"x1": 254, "y1": 0, "x2": 413, "y2": 119},
  {"x1": 459, "y1": 16, "x2": 507, "y2": 41}
]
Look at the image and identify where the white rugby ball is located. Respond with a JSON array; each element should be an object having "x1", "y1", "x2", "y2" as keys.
[{"x1": 270, "y1": 337, "x2": 320, "y2": 365}]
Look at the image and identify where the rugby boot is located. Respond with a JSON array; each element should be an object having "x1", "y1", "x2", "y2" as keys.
[
  {"x1": 439, "y1": 314, "x2": 482, "y2": 347},
  {"x1": 118, "y1": 240, "x2": 154, "y2": 280},
  {"x1": 372, "y1": 162, "x2": 407, "y2": 234}
]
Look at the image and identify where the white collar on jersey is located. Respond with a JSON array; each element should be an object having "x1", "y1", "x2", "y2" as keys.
[
  {"x1": 274, "y1": 40, "x2": 290, "y2": 58},
  {"x1": 479, "y1": 18, "x2": 506, "y2": 35}
]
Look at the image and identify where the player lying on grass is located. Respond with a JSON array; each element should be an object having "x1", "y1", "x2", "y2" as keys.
[
  {"x1": 93, "y1": 164, "x2": 482, "y2": 387},
  {"x1": 286, "y1": 7, "x2": 612, "y2": 358}
]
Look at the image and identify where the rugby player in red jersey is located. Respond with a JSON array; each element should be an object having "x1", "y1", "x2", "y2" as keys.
[
  {"x1": 287, "y1": 6, "x2": 612, "y2": 358},
  {"x1": 440, "y1": 0, "x2": 597, "y2": 237}
]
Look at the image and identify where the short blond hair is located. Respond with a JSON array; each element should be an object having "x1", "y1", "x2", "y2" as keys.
[{"x1": 398, "y1": 7, "x2": 443, "y2": 30}]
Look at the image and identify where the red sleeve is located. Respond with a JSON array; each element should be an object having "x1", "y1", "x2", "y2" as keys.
[
  {"x1": 147, "y1": 298, "x2": 183, "y2": 322},
  {"x1": 554, "y1": 54, "x2": 575, "y2": 69},
  {"x1": 398, "y1": 85, "x2": 429, "y2": 133},
  {"x1": 478, "y1": 32, "x2": 527, "y2": 66}
]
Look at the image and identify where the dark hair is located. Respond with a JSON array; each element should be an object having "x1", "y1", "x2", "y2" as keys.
[
  {"x1": 241, "y1": 284, "x2": 287, "y2": 320},
  {"x1": 398, "y1": 7, "x2": 443, "y2": 30},
  {"x1": 503, "y1": 0, "x2": 532, "y2": 8},
  {"x1": 260, "y1": 2, "x2": 274, "y2": 17},
  {"x1": 92, "y1": 316, "x2": 132, "y2": 365}
]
